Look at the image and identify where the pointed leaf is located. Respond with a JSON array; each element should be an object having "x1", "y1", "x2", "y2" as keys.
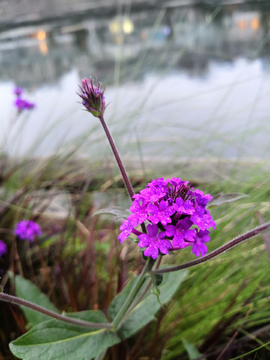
[
  {"x1": 92, "y1": 206, "x2": 130, "y2": 221},
  {"x1": 118, "y1": 269, "x2": 188, "y2": 339},
  {"x1": 182, "y1": 339, "x2": 205, "y2": 360},
  {"x1": 207, "y1": 193, "x2": 249, "y2": 209},
  {"x1": 10, "y1": 310, "x2": 120, "y2": 360},
  {"x1": 14, "y1": 275, "x2": 60, "y2": 327}
]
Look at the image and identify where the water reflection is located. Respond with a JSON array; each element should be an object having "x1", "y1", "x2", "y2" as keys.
[{"x1": 0, "y1": 3, "x2": 270, "y2": 159}]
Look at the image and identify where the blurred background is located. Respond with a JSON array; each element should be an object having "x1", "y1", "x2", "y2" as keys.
[{"x1": 1, "y1": 0, "x2": 270, "y2": 359}]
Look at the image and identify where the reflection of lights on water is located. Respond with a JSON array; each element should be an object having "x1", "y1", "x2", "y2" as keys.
[
  {"x1": 37, "y1": 29, "x2": 46, "y2": 41},
  {"x1": 164, "y1": 26, "x2": 171, "y2": 36},
  {"x1": 237, "y1": 20, "x2": 247, "y2": 30},
  {"x1": 109, "y1": 20, "x2": 121, "y2": 33},
  {"x1": 251, "y1": 18, "x2": 260, "y2": 29},
  {"x1": 123, "y1": 19, "x2": 134, "y2": 34},
  {"x1": 109, "y1": 19, "x2": 134, "y2": 34},
  {"x1": 237, "y1": 18, "x2": 260, "y2": 30},
  {"x1": 39, "y1": 41, "x2": 48, "y2": 54}
]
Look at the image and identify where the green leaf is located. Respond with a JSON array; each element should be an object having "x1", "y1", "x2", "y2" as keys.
[
  {"x1": 117, "y1": 269, "x2": 188, "y2": 339},
  {"x1": 206, "y1": 192, "x2": 249, "y2": 209},
  {"x1": 92, "y1": 206, "x2": 130, "y2": 221},
  {"x1": 94, "y1": 349, "x2": 107, "y2": 360},
  {"x1": 182, "y1": 339, "x2": 205, "y2": 360},
  {"x1": 14, "y1": 275, "x2": 60, "y2": 327},
  {"x1": 10, "y1": 310, "x2": 120, "y2": 360},
  {"x1": 108, "y1": 276, "x2": 137, "y2": 321}
]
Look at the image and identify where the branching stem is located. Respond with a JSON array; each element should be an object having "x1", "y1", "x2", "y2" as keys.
[{"x1": 150, "y1": 221, "x2": 270, "y2": 275}]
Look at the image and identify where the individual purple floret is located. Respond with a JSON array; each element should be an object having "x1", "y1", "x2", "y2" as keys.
[
  {"x1": 0, "y1": 240, "x2": 7, "y2": 257},
  {"x1": 192, "y1": 229, "x2": 211, "y2": 257},
  {"x1": 165, "y1": 218, "x2": 195, "y2": 248},
  {"x1": 129, "y1": 199, "x2": 149, "y2": 224},
  {"x1": 138, "y1": 224, "x2": 172, "y2": 260},
  {"x1": 14, "y1": 220, "x2": 42, "y2": 242},
  {"x1": 118, "y1": 177, "x2": 215, "y2": 258},
  {"x1": 148, "y1": 200, "x2": 175, "y2": 226},
  {"x1": 78, "y1": 77, "x2": 106, "y2": 117},
  {"x1": 118, "y1": 220, "x2": 134, "y2": 243},
  {"x1": 173, "y1": 197, "x2": 195, "y2": 215}
]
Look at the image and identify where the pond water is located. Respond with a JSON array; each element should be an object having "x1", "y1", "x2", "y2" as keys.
[{"x1": 1, "y1": 2, "x2": 270, "y2": 160}]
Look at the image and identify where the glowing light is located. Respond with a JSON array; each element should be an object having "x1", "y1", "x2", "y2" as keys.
[
  {"x1": 39, "y1": 41, "x2": 48, "y2": 55},
  {"x1": 123, "y1": 19, "x2": 134, "y2": 34},
  {"x1": 237, "y1": 20, "x2": 247, "y2": 30},
  {"x1": 109, "y1": 20, "x2": 121, "y2": 33},
  {"x1": 37, "y1": 29, "x2": 46, "y2": 41},
  {"x1": 251, "y1": 18, "x2": 260, "y2": 29}
]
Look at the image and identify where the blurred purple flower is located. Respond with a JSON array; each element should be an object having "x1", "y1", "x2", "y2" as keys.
[
  {"x1": 14, "y1": 98, "x2": 35, "y2": 111},
  {"x1": 78, "y1": 77, "x2": 105, "y2": 117},
  {"x1": 14, "y1": 87, "x2": 24, "y2": 97},
  {"x1": 138, "y1": 224, "x2": 172, "y2": 260},
  {"x1": 14, "y1": 220, "x2": 42, "y2": 242},
  {"x1": 0, "y1": 240, "x2": 7, "y2": 257}
]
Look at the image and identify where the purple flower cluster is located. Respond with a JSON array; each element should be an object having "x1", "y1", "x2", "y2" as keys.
[
  {"x1": 0, "y1": 240, "x2": 7, "y2": 257},
  {"x1": 13, "y1": 87, "x2": 35, "y2": 112},
  {"x1": 118, "y1": 178, "x2": 216, "y2": 259},
  {"x1": 14, "y1": 220, "x2": 42, "y2": 242},
  {"x1": 78, "y1": 77, "x2": 105, "y2": 117}
]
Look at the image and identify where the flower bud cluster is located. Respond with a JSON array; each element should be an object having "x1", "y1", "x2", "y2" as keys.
[
  {"x1": 78, "y1": 77, "x2": 105, "y2": 117},
  {"x1": 118, "y1": 177, "x2": 216, "y2": 259}
]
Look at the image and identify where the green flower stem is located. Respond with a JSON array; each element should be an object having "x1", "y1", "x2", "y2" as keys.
[
  {"x1": 150, "y1": 221, "x2": 270, "y2": 275},
  {"x1": 0, "y1": 292, "x2": 112, "y2": 329},
  {"x1": 113, "y1": 258, "x2": 155, "y2": 330}
]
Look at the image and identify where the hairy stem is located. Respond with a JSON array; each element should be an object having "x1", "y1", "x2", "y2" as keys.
[
  {"x1": 0, "y1": 292, "x2": 112, "y2": 329},
  {"x1": 113, "y1": 258, "x2": 155, "y2": 330},
  {"x1": 99, "y1": 115, "x2": 134, "y2": 200},
  {"x1": 150, "y1": 221, "x2": 270, "y2": 275},
  {"x1": 98, "y1": 115, "x2": 147, "y2": 233}
]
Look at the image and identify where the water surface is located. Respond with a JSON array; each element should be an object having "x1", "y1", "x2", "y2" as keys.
[{"x1": 1, "y1": 3, "x2": 270, "y2": 160}]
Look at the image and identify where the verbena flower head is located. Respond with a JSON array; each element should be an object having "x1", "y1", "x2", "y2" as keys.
[
  {"x1": 14, "y1": 87, "x2": 24, "y2": 97},
  {"x1": 0, "y1": 240, "x2": 7, "y2": 257},
  {"x1": 78, "y1": 77, "x2": 105, "y2": 117},
  {"x1": 118, "y1": 177, "x2": 216, "y2": 259},
  {"x1": 14, "y1": 220, "x2": 42, "y2": 242}
]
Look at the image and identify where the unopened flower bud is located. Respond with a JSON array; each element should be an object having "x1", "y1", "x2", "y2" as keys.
[{"x1": 78, "y1": 77, "x2": 106, "y2": 117}]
